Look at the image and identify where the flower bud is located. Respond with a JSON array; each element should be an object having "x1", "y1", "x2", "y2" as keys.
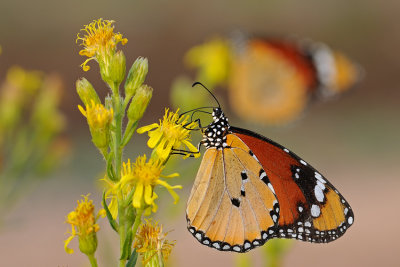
[
  {"x1": 105, "y1": 94, "x2": 113, "y2": 110},
  {"x1": 127, "y1": 85, "x2": 152, "y2": 122},
  {"x1": 109, "y1": 50, "x2": 126, "y2": 85},
  {"x1": 76, "y1": 78, "x2": 101, "y2": 106},
  {"x1": 125, "y1": 57, "x2": 148, "y2": 99},
  {"x1": 78, "y1": 101, "x2": 113, "y2": 153},
  {"x1": 79, "y1": 232, "x2": 98, "y2": 256}
]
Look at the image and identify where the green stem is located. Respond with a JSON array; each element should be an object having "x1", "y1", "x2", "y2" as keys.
[
  {"x1": 110, "y1": 82, "x2": 127, "y2": 267},
  {"x1": 118, "y1": 199, "x2": 127, "y2": 267},
  {"x1": 131, "y1": 208, "x2": 144, "y2": 242},
  {"x1": 111, "y1": 83, "x2": 123, "y2": 181},
  {"x1": 87, "y1": 253, "x2": 98, "y2": 267}
]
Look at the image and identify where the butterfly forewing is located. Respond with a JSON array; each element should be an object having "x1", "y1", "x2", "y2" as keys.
[{"x1": 231, "y1": 126, "x2": 354, "y2": 243}]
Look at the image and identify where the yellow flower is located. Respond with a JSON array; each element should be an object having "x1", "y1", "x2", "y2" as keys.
[
  {"x1": 78, "y1": 100, "x2": 113, "y2": 130},
  {"x1": 78, "y1": 100, "x2": 113, "y2": 151},
  {"x1": 120, "y1": 155, "x2": 181, "y2": 214},
  {"x1": 134, "y1": 220, "x2": 175, "y2": 266},
  {"x1": 185, "y1": 37, "x2": 232, "y2": 87},
  {"x1": 64, "y1": 195, "x2": 105, "y2": 255},
  {"x1": 137, "y1": 109, "x2": 199, "y2": 161},
  {"x1": 76, "y1": 18, "x2": 127, "y2": 71}
]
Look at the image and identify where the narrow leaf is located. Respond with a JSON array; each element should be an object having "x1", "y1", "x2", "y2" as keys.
[
  {"x1": 106, "y1": 152, "x2": 117, "y2": 182},
  {"x1": 120, "y1": 229, "x2": 133, "y2": 260},
  {"x1": 126, "y1": 249, "x2": 138, "y2": 267},
  {"x1": 102, "y1": 191, "x2": 118, "y2": 232}
]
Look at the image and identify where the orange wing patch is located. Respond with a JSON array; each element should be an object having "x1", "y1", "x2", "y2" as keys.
[
  {"x1": 187, "y1": 136, "x2": 279, "y2": 252},
  {"x1": 231, "y1": 128, "x2": 354, "y2": 243}
]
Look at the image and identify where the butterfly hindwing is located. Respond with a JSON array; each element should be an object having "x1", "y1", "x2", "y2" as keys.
[
  {"x1": 230, "y1": 126, "x2": 354, "y2": 243},
  {"x1": 187, "y1": 142, "x2": 279, "y2": 252}
]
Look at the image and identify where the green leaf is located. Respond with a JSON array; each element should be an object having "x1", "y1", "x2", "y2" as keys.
[
  {"x1": 120, "y1": 229, "x2": 133, "y2": 260},
  {"x1": 102, "y1": 191, "x2": 119, "y2": 232},
  {"x1": 126, "y1": 249, "x2": 138, "y2": 267},
  {"x1": 106, "y1": 152, "x2": 117, "y2": 182}
]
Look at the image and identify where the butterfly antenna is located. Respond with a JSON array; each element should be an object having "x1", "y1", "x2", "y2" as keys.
[{"x1": 192, "y1": 82, "x2": 221, "y2": 108}]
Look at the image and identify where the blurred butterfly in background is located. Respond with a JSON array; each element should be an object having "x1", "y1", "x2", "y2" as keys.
[
  {"x1": 229, "y1": 36, "x2": 362, "y2": 125},
  {"x1": 185, "y1": 83, "x2": 354, "y2": 253}
]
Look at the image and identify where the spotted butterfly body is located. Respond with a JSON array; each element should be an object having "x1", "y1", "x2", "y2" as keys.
[{"x1": 186, "y1": 108, "x2": 354, "y2": 252}]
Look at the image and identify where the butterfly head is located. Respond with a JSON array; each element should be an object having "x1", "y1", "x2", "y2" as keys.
[{"x1": 212, "y1": 107, "x2": 224, "y2": 120}]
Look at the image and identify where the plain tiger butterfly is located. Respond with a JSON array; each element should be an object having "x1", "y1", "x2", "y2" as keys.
[
  {"x1": 229, "y1": 36, "x2": 361, "y2": 125},
  {"x1": 184, "y1": 82, "x2": 354, "y2": 253}
]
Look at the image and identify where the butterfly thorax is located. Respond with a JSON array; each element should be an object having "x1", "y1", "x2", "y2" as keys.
[{"x1": 201, "y1": 108, "x2": 230, "y2": 149}]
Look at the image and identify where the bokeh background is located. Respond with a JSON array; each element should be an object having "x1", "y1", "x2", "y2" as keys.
[{"x1": 1, "y1": 0, "x2": 399, "y2": 266}]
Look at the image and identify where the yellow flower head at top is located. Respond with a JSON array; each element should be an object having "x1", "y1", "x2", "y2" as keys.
[
  {"x1": 64, "y1": 195, "x2": 105, "y2": 255},
  {"x1": 134, "y1": 220, "x2": 175, "y2": 266},
  {"x1": 120, "y1": 155, "x2": 181, "y2": 214},
  {"x1": 76, "y1": 18, "x2": 128, "y2": 71},
  {"x1": 137, "y1": 109, "x2": 199, "y2": 161}
]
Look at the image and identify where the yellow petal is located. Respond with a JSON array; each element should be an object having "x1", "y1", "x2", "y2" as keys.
[
  {"x1": 133, "y1": 183, "x2": 144, "y2": 209},
  {"x1": 183, "y1": 140, "x2": 200, "y2": 158},
  {"x1": 78, "y1": 105, "x2": 87, "y2": 117},
  {"x1": 162, "y1": 172, "x2": 179, "y2": 179},
  {"x1": 156, "y1": 180, "x2": 181, "y2": 204},
  {"x1": 156, "y1": 139, "x2": 173, "y2": 160},
  {"x1": 137, "y1": 123, "x2": 159, "y2": 134},
  {"x1": 64, "y1": 234, "x2": 75, "y2": 254},
  {"x1": 144, "y1": 185, "x2": 153, "y2": 205},
  {"x1": 148, "y1": 130, "x2": 163, "y2": 148}
]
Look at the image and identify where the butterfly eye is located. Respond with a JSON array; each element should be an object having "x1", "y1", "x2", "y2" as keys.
[{"x1": 213, "y1": 108, "x2": 222, "y2": 118}]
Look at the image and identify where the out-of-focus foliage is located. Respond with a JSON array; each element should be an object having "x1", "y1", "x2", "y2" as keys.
[{"x1": 0, "y1": 64, "x2": 68, "y2": 221}]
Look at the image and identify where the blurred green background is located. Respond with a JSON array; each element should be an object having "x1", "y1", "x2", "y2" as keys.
[{"x1": 0, "y1": 0, "x2": 399, "y2": 266}]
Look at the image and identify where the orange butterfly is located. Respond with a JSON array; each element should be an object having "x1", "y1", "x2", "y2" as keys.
[
  {"x1": 184, "y1": 83, "x2": 354, "y2": 252},
  {"x1": 229, "y1": 37, "x2": 361, "y2": 125}
]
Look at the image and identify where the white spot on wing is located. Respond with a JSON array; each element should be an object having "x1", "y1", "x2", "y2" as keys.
[
  {"x1": 314, "y1": 185, "x2": 325, "y2": 202},
  {"x1": 284, "y1": 148, "x2": 290, "y2": 153},
  {"x1": 311, "y1": 205, "x2": 321, "y2": 217},
  {"x1": 298, "y1": 206, "x2": 303, "y2": 212},
  {"x1": 195, "y1": 233, "x2": 202, "y2": 240},
  {"x1": 268, "y1": 183, "x2": 276, "y2": 194},
  {"x1": 300, "y1": 160, "x2": 307, "y2": 166},
  {"x1": 233, "y1": 246, "x2": 241, "y2": 252},
  {"x1": 212, "y1": 242, "x2": 220, "y2": 249},
  {"x1": 348, "y1": 216, "x2": 353, "y2": 225},
  {"x1": 315, "y1": 172, "x2": 326, "y2": 183},
  {"x1": 317, "y1": 180, "x2": 326, "y2": 190}
]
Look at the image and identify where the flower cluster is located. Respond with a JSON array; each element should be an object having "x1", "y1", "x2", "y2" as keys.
[
  {"x1": 64, "y1": 195, "x2": 105, "y2": 255},
  {"x1": 134, "y1": 220, "x2": 175, "y2": 266},
  {"x1": 69, "y1": 18, "x2": 199, "y2": 267}
]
